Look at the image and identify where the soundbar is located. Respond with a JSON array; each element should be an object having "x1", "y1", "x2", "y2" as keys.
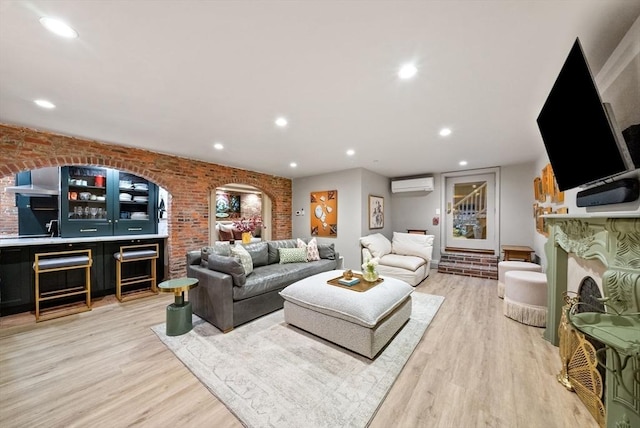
[{"x1": 576, "y1": 178, "x2": 639, "y2": 207}]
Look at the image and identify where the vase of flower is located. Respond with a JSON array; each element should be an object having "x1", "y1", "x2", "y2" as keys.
[
  {"x1": 362, "y1": 269, "x2": 379, "y2": 282},
  {"x1": 232, "y1": 216, "x2": 262, "y2": 245},
  {"x1": 361, "y1": 257, "x2": 380, "y2": 282}
]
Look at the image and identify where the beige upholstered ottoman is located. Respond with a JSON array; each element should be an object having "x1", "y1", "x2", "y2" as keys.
[
  {"x1": 503, "y1": 270, "x2": 548, "y2": 327},
  {"x1": 279, "y1": 270, "x2": 413, "y2": 359},
  {"x1": 497, "y1": 261, "x2": 542, "y2": 298}
]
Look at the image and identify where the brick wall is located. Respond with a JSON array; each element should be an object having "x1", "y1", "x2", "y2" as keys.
[
  {"x1": 0, "y1": 175, "x2": 18, "y2": 236},
  {"x1": 0, "y1": 123, "x2": 292, "y2": 278}
]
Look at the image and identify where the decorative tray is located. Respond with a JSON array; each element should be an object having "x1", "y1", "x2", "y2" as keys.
[{"x1": 327, "y1": 272, "x2": 383, "y2": 292}]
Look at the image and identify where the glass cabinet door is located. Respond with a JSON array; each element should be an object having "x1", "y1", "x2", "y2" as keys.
[
  {"x1": 61, "y1": 166, "x2": 113, "y2": 237},
  {"x1": 113, "y1": 171, "x2": 157, "y2": 235}
]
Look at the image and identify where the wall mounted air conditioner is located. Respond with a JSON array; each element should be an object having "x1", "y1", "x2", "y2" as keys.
[{"x1": 391, "y1": 177, "x2": 434, "y2": 193}]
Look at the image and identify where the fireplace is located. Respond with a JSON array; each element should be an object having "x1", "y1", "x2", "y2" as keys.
[{"x1": 545, "y1": 215, "x2": 640, "y2": 428}]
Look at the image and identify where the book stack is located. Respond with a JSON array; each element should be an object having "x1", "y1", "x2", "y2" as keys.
[{"x1": 338, "y1": 276, "x2": 360, "y2": 286}]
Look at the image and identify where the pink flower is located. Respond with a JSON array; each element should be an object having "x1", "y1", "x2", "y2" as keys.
[{"x1": 232, "y1": 216, "x2": 262, "y2": 233}]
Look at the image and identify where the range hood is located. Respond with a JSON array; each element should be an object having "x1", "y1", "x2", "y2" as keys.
[{"x1": 4, "y1": 167, "x2": 60, "y2": 196}]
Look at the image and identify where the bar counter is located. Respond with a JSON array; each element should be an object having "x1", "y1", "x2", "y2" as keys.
[
  {"x1": 0, "y1": 234, "x2": 168, "y2": 316},
  {"x1": 0, "y1": 234, "x2": 168, "y2": 247}
]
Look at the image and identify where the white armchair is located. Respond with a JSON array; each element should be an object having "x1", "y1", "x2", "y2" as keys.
[{"x1": 360, "y1": 232, "x2": 434, "y2": 286}]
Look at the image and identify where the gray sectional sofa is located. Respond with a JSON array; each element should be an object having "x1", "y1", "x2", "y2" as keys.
[{"x1": 186, "y1": 239, "x2": 339, "y2": 333}]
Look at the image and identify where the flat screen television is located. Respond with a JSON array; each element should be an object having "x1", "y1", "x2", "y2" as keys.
[{"x1": 536, "y1": 38, "x2": 635, "y2": 192}]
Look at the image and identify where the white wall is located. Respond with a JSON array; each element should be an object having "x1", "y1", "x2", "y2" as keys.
[
  {"x1": 292, "y1": 168, "x2": 361, "y2": 270},
  {"x1": 500, "y1": 163, "x2": 538, "y2": 251},
  {"x1": 390, "y1": 175, "x2": 440, "y2": 263}
]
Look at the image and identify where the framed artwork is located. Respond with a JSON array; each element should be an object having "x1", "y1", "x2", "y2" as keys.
[
  {"x1": 542, "y1": 163, "x2": 555, "y2": 196},
  {"x1": 368, "y1": 195, "x2": 384, "y2": 229},
  {"x1": 533, "y1": 177, "x2": 544, "y2": 202},
  {"x1": 310, "y1": 190, "x2": 337, "y2": 237}
]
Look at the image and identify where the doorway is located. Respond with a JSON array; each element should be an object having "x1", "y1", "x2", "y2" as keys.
[
  {"x1": 209, "y1": 184, "x2": 272, "y2": 243},
  {"x1": 441, "y1": 168, "x2": 500, "y2": 255}
]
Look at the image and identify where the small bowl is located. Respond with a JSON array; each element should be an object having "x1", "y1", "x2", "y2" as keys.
[{"x1": 79, "y1": 192, "x2": 92, "y2": 200}]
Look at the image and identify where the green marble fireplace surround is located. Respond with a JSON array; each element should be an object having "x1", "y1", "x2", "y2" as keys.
[{"x1": 544, "y1": 214, "x2": 639, "y2": 428}]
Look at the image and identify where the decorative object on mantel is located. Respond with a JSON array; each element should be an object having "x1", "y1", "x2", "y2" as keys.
[{"x1": 310, "y1": 190, "x2": 337, "y2": 237}]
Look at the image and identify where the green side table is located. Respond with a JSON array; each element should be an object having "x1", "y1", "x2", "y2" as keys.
[{"x1": 158, "y1": 277, "x2": 199, "y2": 336}]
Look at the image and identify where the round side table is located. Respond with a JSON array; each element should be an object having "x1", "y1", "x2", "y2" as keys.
[{"x1": 158, "y1": 277, "x2": 198, "y2": 336}]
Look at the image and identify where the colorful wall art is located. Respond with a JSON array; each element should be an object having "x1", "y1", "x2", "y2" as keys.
[{"x1": 310, "y1": 190, "x2": 337, "y2": 237}]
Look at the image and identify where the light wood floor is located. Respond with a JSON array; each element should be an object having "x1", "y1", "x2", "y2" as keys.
[{"x1": 0, "y1": 271, "x2": 598, "y2": 428}]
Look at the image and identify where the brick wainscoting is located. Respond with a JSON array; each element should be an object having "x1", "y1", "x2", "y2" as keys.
[
  {"x1": 0, "y1": 123, "x2": 292, "y2": 279},
  {"x1": 438, "y1": 252, "x2": 499, "y2": 279}
]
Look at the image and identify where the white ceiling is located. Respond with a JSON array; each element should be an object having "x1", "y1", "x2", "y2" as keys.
[{"x1": 1, "y1": 1, "x2": 639, "y2": 179}]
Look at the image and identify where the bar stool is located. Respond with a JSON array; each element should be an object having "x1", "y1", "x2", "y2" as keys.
[
  {"x1": 33, "y1": 249, "x2": 92, "y2": 322},
  {"x1": 114, "y1": 243, "x2": 159, "y2": 302}
]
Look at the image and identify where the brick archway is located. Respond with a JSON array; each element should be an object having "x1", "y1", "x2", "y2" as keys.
[{"x1": 0, "y1": 124, "x2": 292, "y2": 278}]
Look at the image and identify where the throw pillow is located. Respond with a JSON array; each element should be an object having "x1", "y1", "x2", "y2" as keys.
[
  {"x1": 207, "y1": 254, "x2": 246, "y2": 287},
  {"x1": 317, "y1": 243, "x2": 336, "y2": 260},
  {"x1": 201, "y1": 246, "x2": 216, "y2": 266},
  {"x1": 359, "y1": 233, "x2": 392, "y2": 258},
  {"x1": 213, "y1": 241, "x2": 231, "y2": 257},
  {"x1": 231, "y1": 244, "x2": 253, "y2": 275},
  {"x1": 279, "y1": 247, "x2": 308, "y2": 264},
  {"x1": 297, "y1": 237, "x2": 320, "y2": 261},
  {"x1": 201, "y1": 242, "x2": 232, "y2": 266},
  {"x1": 218, "y1": 228, "x2": 234, "y2": 241},
  {"x1": 232, "y1": 228, "x2": 244, "y2": 241}
]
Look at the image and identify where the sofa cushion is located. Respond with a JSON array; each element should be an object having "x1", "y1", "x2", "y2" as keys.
[
  {"x1": 391, "y1": 232, "x2": 434, "y2": 261},
  {"x1": 231, "y1": 244, "x2": 253, "y2": 275},
  {"x1": 207, "y1": 254, "x2": 246, "y2": 286},
  {"x1": 242, "y1": 241, "x2": 269, "y2": 267},
  {"x1": 379, "y1": 253, "x2": 426, "y2": 271},
  {"x1": 233, "y1": 258, "x2": 338, "y2": 301},
  {"x1": 267, "y1": 239, "x2": 298, "y2": 264},
  {"x1": 360, "y1": 233, "x2": 392, "y2": 258},
  {"x1": 297, "y1": 237, "x2": 320, "y2": 261},
  {"x1": 279, "y1": 247, "x2": 308, "y2": 264}
]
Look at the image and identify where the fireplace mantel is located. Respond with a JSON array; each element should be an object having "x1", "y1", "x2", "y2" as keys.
[{"x1": 544, "y1": 214, "x2": 639, "y2": 427}]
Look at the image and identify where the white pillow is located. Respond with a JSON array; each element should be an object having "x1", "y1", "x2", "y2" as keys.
[
  {"x1": 359, "y1": 233, "x2": 392, "y2": 258},
  {"x1": 230, "y1": 244, "x2": 253, "y2": 275},
  {"x1": 391, "y1": 232, "x2": 434, "y2": 261},
  {"x1": 297, "y1": 237, "x2": 320, "y2": 261}
]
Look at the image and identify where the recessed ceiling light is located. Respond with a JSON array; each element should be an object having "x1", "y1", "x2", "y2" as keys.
[
  {"x1": 459, "y1": 160, "x2": 468, "y2": 166},
  {"x1": 346, "y1": 149, "x2": 355, "y2": 156},
  {"x1": 275, "y1": 117, "x2": 288, "y2": 127},
  {"x1": 34, "y1": 99, "x2": 55, "y2": 109},
  {"x1": 398, "y1": 63, "x2": 417, "y2": 79},
  {"x1": 213, "y1": 142, "x2": 224, "y2": 150},
  {"x1": 290, "y1": 162, "x2": 297, "y2": 168},
  {"x1": 39, "y1": 17, "x2": 78, "y2": 39},
  {"x1": 439, "y1": 128, "x2": 452, "y2": 137}
]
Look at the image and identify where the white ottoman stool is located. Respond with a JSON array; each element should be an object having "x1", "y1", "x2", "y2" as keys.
[
  {"x1": 503, "y1": 271, "x2": 547, "y2": 327},
  {"x1": 279, "y1": 270, "x2": 413, "y2": 359},
  {"x1": 497, "y1": 261, "x2": 542, "y2": 298}
]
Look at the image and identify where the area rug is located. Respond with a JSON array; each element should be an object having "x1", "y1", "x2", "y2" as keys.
[{"x1": 151, "y1": 291, "x2": 444, "y2": 428}]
